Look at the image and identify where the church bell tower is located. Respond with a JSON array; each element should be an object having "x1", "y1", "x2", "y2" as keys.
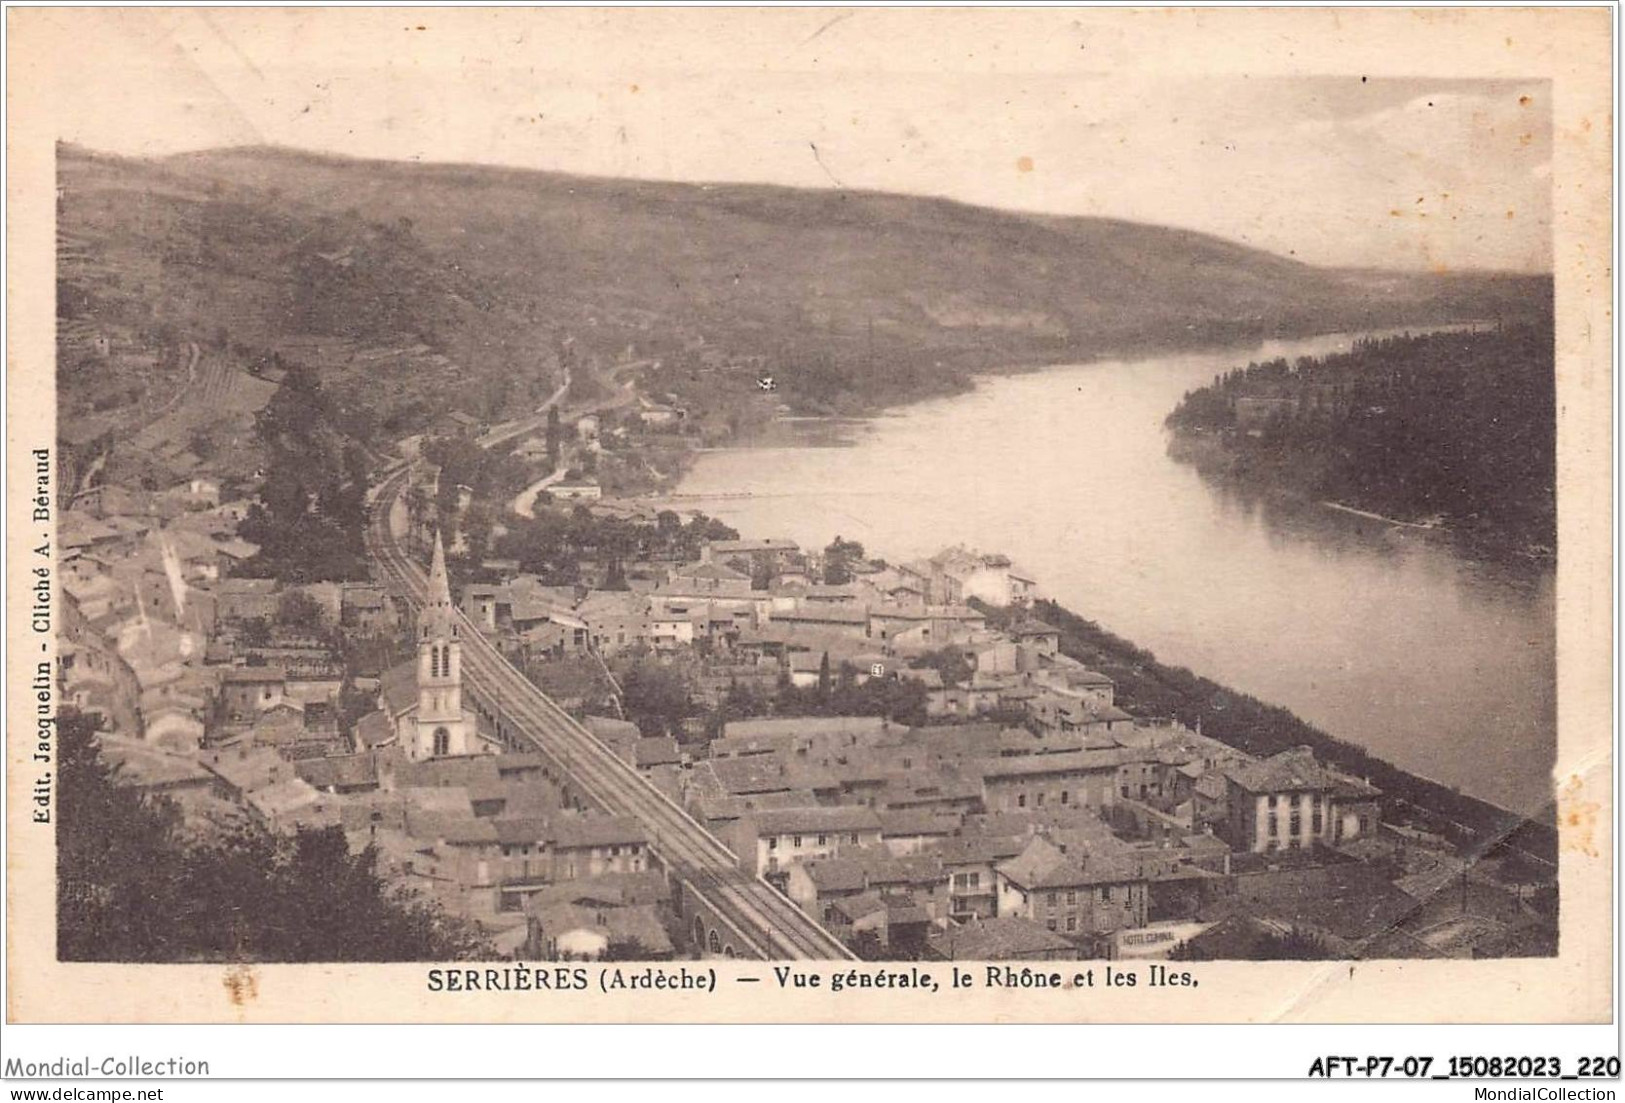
[{"x1": 412, "y1": 530, "x2": 469, "y2": 760}]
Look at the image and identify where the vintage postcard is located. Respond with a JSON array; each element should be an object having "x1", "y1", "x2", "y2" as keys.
[{"x1": 4, "y1": 6, "x2": 1612, "y2": 1032}]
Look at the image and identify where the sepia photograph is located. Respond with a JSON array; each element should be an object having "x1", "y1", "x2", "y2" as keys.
[{"x1": 3, "y1": 5, "x2": 1613, "y2": 1049}]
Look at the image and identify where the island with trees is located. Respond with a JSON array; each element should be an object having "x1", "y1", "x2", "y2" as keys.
[{"x1": 1163, "y1": 311, "x2": 1554, "y2": 565}]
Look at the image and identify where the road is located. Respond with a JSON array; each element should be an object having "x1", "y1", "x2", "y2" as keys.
[
  {"x1": 486, "y1": 370, "x2": 574, "y2": 516},
  {"x1": 511, "y1": 465, "x2": 568, "y2": 518},
  {"x1": 365, "y1": 465, "x2": 854, "y2": 961},
  {"x1": 479, "y1": 370, "x2": 573, "y2": 450}
]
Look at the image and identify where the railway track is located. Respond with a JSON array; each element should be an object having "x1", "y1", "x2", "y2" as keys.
[{"x1": 366, "y1": 466, "x2": 853, "y2": 961}]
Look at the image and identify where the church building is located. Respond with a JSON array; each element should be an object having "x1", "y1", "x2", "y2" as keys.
[{"x1": 366, "y1": 531, "x2": 488, "y2": 761}]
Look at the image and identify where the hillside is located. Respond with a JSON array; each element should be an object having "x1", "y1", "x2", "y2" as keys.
[{"x1": 57, "y1": 142, "x2": 1547, "y2": 458}]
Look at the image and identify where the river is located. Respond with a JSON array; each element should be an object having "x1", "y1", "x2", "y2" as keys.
[{"x1": 670, "y1": 331, "x2": 1556, "y2": 817}]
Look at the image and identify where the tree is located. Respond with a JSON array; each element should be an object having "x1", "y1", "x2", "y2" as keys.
[
  {"x1": 404, "y1": 483, "x2": 432, "y2": 536},
  {"x1": 57, "y1": 709, "x2": 491, "y2": 962},
  {"x1": 822, "y1": 536, "x2": 865, "y2": 585},
  {"x1": 239, "y1": 363, "x2": 369, "y2": 582},
  {"x1": 277, "y1": 589, "x2": 324, "y2": 630},
  {"x1": 239, "y1": 617, "x2": 272, "y2": 648},
  {"x1": 460, "y1": 500, "x2": 497, "y2": 565},
  {"x1": 58, "y1": 710, "x2": 188, "y2": 961},
  {"x1": 546, "y1": 406, "x2": 563, "y2": 467},
  {"x1": 620, "y1": 660, "x2": 692, "y2": 737},
  {"x1": 912, "y1": 646, "x2": 972, "y2": 687},
  {"x1": 749, "y1": 557, "x2": 774, "y2": 591}
]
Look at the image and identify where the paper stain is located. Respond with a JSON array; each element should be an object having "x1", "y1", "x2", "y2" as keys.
[
  {"x1": 1016, "y1": 156, "x2": 1034, "y2": 173},
  {"x1": 1559, "y1": 774, "x2": 1599, "y2": 857},
  {"x1": 224, "y1": 963, "x2": 259, "y2": 1010}
]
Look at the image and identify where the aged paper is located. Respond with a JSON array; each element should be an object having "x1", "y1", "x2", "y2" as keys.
[{"x1": 5, "y1": 7, "x2": 1612, "y2": 1026}]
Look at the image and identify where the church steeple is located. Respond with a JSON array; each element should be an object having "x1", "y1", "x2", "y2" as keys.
[
  {"x1": 410, "y1": 528, "x2": 468, "y2": 759},
  {"x1": 421, "y1": 528, "x2": 458, "y2": 642}
]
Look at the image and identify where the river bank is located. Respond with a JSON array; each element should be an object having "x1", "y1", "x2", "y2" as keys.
[
  {"x1": 997, "y1": 599, "x2": 1555, "y2": 861},
  {"x1": 1164, "y1": 430, "x2": 1556, "y2": 574},
  {"x1": 514, "y1": 331, "x2": 1558, "y2": 854},
  {"x1": 639, "y1": 319, "x2": 1506, "y2": 499},
  {"x1": 665, "y1": 330, "x2": 1555, "y2": 817}
]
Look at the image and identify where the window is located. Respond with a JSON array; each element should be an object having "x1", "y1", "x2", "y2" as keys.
[
  {"x1": 767, "y1": 837, "x2": 778, "y2": 851},
  {"x1": 432, "y1": 728, "x2": 450, "y2": 757},
  {"x1": 1047, "y1": 919, "x2": 1058, "y2": 932},
  {"x1": 792, "y1": 835, "x2": 803, "y2": 848},
  {"x1": 849, "y1": 833, "x2": 859, "y2": 844},
  {"x1": 1060, "y1": 791, "x2": 1070, "y2": 805},
  {"x1": 1289, "y1": 813, "x2": 1302, "y2": 836},
  {"x1": 1066, "y1": 917, "x2": 1077, "y2": 932},
  {"x1": 1036, "y1": 792, "x2": 1045, "y2": 807},
  {"x1": 1312, "y1": 809, "x2": 1323, "y2": 834},
  {"x1": 1268, "y1": 794, "x2": 1279, "y2": 809},
  {"x1": 610, "y1": 845, "x2": 621, "y2": 856},
  {"x1": 1047, "y1": 892, "x2": 1057, "y2": 906},
  {"x1": 1017, "y1": 794, "x2": 1027, "y2": 809},
  {"x1": 1267, "y1": 814, "x2": 1278, "y2": 835},
  {"x1": 1066, "y1": 891, "x2": 1077, "y2": 905}
]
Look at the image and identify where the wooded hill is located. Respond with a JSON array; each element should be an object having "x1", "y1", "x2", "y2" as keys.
[{"x1": 58, "y1": 142, "x2": 1547, "y2": 436}]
